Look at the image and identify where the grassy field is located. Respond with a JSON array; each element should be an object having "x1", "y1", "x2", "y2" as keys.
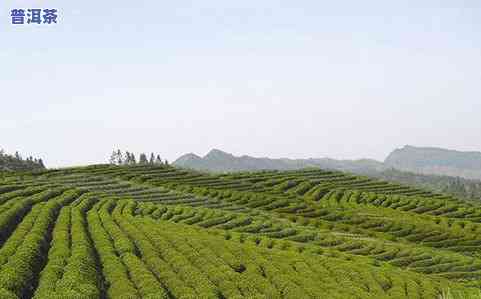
[{"x1": 1, "y1": 164, "x2": 481, "y2": 298}]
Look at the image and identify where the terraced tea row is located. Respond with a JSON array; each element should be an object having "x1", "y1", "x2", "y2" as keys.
[{"x1": 1, "y1": 164, "x2": 481, "y2": 298}]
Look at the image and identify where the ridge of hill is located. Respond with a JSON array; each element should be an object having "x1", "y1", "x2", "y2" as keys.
[{"x1": 1, "y1": 164, "x2": 481, "y2": 297}]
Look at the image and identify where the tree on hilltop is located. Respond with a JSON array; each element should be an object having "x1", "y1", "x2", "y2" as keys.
[
  {"x1": 139, "y1": 153, "x2": 148, "y2": 164},
  {"x1": 108, "y1": 149, "x2": 165, "y2": 166},
  {"x1": 109, "y1": 150, "x2": 117, "y2": 165},
  {"x1": 116, "y1": 150, "x2": 123, "y2": 165},
  {"x1": 130, "y1": 153, "x2": 137, "y2": 165},
  {"x1": 0, "y1": 148, "x2": 45, "y2": 171}
]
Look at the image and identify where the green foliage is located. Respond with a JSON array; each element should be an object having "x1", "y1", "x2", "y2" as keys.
[{"x1": 0, "y1": 165, "x2": 481, "y2": 298}]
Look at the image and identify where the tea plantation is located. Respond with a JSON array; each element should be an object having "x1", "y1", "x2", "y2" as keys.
[{"x1": 1, "y1": 164, "x2": 481, "y2": 298}]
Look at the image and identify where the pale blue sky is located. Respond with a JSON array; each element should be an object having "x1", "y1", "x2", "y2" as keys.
[{"x1": 1, "y1": 1, "x2": 481, "y2": 167}]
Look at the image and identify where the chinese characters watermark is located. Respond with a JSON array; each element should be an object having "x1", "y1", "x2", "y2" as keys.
[{"x1": 11, "y1": 9, "x2": 58, "y2": 25}]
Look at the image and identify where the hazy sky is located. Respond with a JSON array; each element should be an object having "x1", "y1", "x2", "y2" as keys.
[{"x1": 1, "y1": 1, "x2": 481, "y2": 167}]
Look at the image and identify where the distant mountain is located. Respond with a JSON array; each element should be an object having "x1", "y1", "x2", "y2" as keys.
[
  {"x1": 173, "y1": 147, "x2": 481, "y2": 201},
  {"x1": 385, "y1": 145, "x2": 481, "y2": 180},
  {"x1": 175, "y1": 146, "x2": 481, "y2": 180},
  {"x1": 174, "y1": 149, "x2": 386, "y2": 173}
]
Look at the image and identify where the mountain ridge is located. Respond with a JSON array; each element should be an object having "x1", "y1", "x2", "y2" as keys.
[
  {"x1": 173, "y1": 146, "x2": 481, "y2": 201},
  {"x1": 174, "y1": 148, "x2": 387, "y2": 174},
  {"x1": 385, "y1": 145, "x2": 481, "y2": 179},
  {"x1": 175, "y1": 145, "x2": 481, "y2": 179}
]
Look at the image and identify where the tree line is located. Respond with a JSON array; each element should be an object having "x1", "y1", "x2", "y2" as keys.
[
  {"x1": 0, "y1": 149, "x2": 45, "y2": 171},
  {"x1": 109, "y1": 150, "x2": 168, "y2": 166}
]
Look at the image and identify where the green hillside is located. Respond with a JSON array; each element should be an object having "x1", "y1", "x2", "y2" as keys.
[{"x1": 1, "y1": 164, "x2": 481, "y2": 298}]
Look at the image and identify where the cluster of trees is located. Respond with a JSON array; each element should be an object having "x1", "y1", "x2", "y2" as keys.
[
  {"x1": 0, "y1": 149, "x2": 45, "y2": 171},
  {"x1": 109, "y1": 150, "x2": 168, "y2": 166}
]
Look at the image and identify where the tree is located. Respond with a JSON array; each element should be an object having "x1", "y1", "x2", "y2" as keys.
[
  {"x1": 109, "y1": 151, "x2": 117, "y2": 165},
  {"x1": 38, "y1": 159, "x2": 45, "y2": 168},
  {"x1": 139, "y1": 153, "x2": 148, "y2": 164},
  {"x1": 124, "y1": 151, "x2": 133, "y2": 165},
  {"x1": 0, "y1": 149, "x2": 45, "y2": 171},
  {"x1": 149, "y1": 153, "x2": 155, "y2": 165},
  {"x1": 116, "y1": 150, "x2": 123, "y2": 165},
  {"x1": 155, "y1": 155, "x2": 162, "y2": 165}
]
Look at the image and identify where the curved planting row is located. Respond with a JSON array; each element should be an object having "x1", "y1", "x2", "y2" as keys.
[
  {"x1": 34, "y1": 192, "x2": 100, "y2": 298},
  {"x1": 316, "y1": 189, "x2": 481, "y2": 223},
  {"x1": 0, "y1": 189, "x2": 80, "y2": 298},
  {"x1": 1, "y1": 164, "x2": 481, "y2": 298},
  {"x1": 123, "y1": 199, "x2": 478, "y2": 298},
  {"x1": 131, "y1": 200, "x2": 481, "y2": 284}
]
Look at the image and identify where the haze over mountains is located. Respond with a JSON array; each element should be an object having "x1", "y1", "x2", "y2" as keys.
[
  {"x1": 385, "y1": 145, "x2": 481, "y2": 180},
  {"x1": 174, "y1": 145, "x2": 481, "y2": 201},
  {"x1": 174, "y1": 145, "x2": 481, "y2": 179},
  {"x1": 174, "y1": 149, "x2": 386, "y2": 174}
]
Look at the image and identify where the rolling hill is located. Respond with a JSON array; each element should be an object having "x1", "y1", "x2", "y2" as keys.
[
  {"x1": 174, "y1": 148, "x2": 481, "y2": 201},
  {"x1": 1, "y1": 163, "x2": 481, "y2": 298}
]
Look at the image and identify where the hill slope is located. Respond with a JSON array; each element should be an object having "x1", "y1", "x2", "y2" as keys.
[{"x1": 1, "y1": 164, "x2": 481, "y2": 297}]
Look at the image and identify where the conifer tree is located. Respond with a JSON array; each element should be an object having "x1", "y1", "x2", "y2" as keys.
[
  {"x1": 109, "y1": 151, "x2": 117, "y2": 165},
  {"x1": 116, "y1": 149, "x2": 123, "y2": 165},
  {"x1": 125, "y1": 151, "x2": 133, "y2": 165},
  {"x1": 139, "y1": 153, "x2": 148, "y2": 164}
]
